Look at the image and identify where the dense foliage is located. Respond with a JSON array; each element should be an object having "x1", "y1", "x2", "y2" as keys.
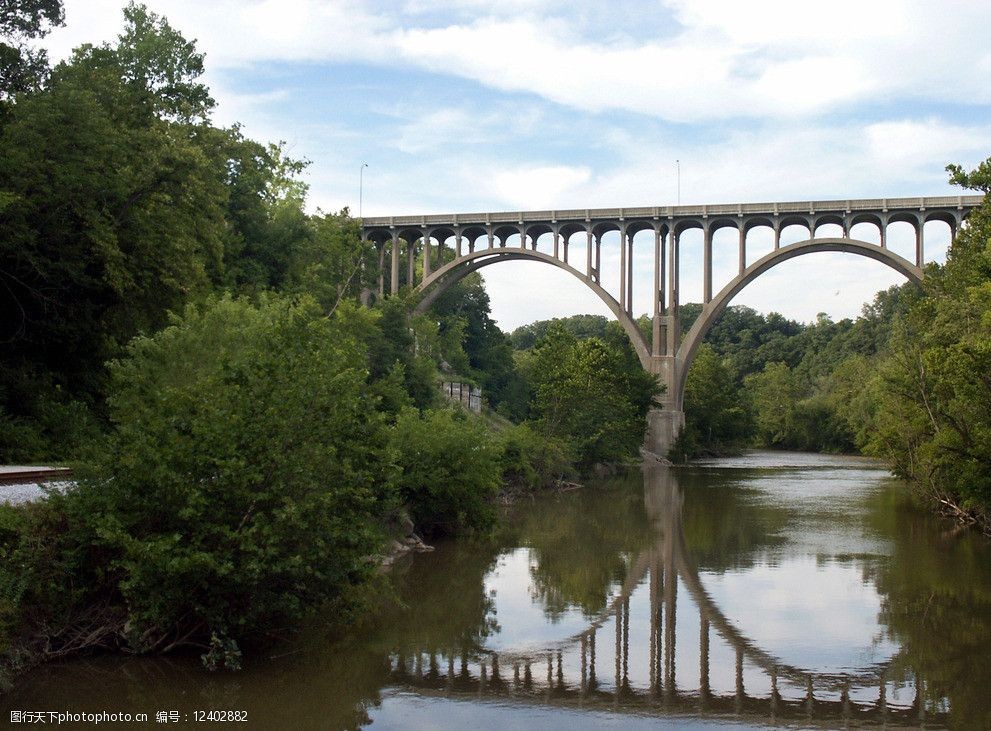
[
  {"x1": 860, "y1": 161, "x2": 991, "y2": 529},
  {"x1": 667, "y1": 286, "x2": 915, "y2": 458},
  {"x1": 0, "y1": 0, "x2": 63, "y2": 99},
  {"x1": 519, "y1": 325, "x2": 660, "y2": 469},
  {"x1": 389, "y1": 408, "x2": 501, "y2": 537}
]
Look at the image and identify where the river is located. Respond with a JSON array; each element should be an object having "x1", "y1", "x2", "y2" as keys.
[{"x1": 3, "y1": 451, "x2": 990, "y2": 729}]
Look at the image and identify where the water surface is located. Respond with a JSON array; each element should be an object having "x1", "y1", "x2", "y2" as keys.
[{"x1": 4, "y1": 452, "x2": 991, "y2": 729}]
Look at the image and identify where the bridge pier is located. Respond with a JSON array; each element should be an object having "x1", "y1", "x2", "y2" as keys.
[
  {"x1": 645, "y1": 352, "x2": 683, "y2": 458},
  {"x1": 647, "y1": 408, "x2": 684, "y2": 459}
]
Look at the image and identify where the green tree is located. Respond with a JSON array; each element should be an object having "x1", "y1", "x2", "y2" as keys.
[
  {"x1": 217, "y1": 136, "x2": 311, "y2": 294},
  {"x1": 863, "y1": 157, "x2": 991, "y2": 527},
  {"x1": 430, "y1": 273, "x2": 527, "y2": 418},
  {"x1": 0, "y1": 0, "x2": 63, "y2": 100},
  {"x1": 79, "y1": 296, "x2": 393, "y2": 657},
  {"x1": 746, "y1": 361, "x2": 801, "y2": 447},
  {"x1": 0, "y1": 4, "x2": 318, "y2": 461},
  {"x1": 0, "y1": 4, "x2": 234, "y2": 458},
  {"x1": 288, "y1": 208, "x2": 378, "y2": 314},
  {"x1": 524, "y1": 326, "x2": 660, "y2": 469},
  {"x1": 676, "y1": 344, "x2": 752, "y2": 459}
]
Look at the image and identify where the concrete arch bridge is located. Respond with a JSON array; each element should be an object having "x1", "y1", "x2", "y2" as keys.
[{"x1": 362, "y1": 195, "x2": 983, "y2": 455}]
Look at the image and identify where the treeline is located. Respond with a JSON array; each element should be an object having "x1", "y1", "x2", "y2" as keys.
[
  {"x1": 675, "y1": 285, "x2": 916, "y2": 458},
  {"x1": 508, "y1": 294, "x2": 911, "y2": 458},
  {"x1": 0, "y1": 2, "x2": 659, "y2": 677}
]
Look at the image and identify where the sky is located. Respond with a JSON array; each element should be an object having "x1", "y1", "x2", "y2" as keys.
[{"x1": 43, "y1": 0, "x2": 991, "y2": 331}]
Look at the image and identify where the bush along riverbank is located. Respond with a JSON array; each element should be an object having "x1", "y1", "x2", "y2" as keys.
[{"x1": 0, "y1": 292, "x2": 658, "y2": 685}]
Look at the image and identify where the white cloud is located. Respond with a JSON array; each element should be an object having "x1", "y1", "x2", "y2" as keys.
[
  {"x1": 489, "y1": 165, "x2": 592, "y2": 209},
  {"x1": 48, "y1": 0, "x2": 991, "y2": 123},
  {"x1": 40, "y1": 1, "x2": 991, "y2": 331}
]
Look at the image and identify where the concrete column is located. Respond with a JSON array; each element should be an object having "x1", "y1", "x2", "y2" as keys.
[
  {"x1": 627, "y1": 235, "x2": 634, "y2": 316},
  {"x1": 595, "y1": 236, "x2": 602, "y2": 281},
  {"x1": 652, "y1": 228, "x2": 661, "y2": 357},
  {"x1": 619, "y1": 227, "x2": 627, "y2": 311},
  {"x1": 520, "y1": 229, "x2": 527, "y2": 248},
  {"x1": 879, "y1": 220, "x2": 887, "y2": 249},
  {"x1": 456, "y1": 232, "x2": 463, "y2": 258},
  {"x1": 553, "y1": 229, "x2": 559, "y2": 259},
  {"x1": 407, "y1": 238, "x2": 415, "y2": 287},
  {"x1": 423, "y1": 235, "x2": 431, "y2": 279},
  {"x1": 915, "y1": 222, "x2": 924, "y2": 267},
  {"x1": 703, "y1": 225, "x2": 712, "y2": 304},
  {"x1": 390, "y1": 234, "x2": 400, "y2": 294},
  {"x1": 586, "y1": 229, "x2": 593, "y2": 278},
  {"x1": 378, "y1": 243, "x2": 385, "y2": 297},
  {"x1": 738, "y1": 226, "x2": 746, "y2": 275},
  {"x1": 488, "y1": 230, "x2": 494, "y2": 249},
  {"x1": 660, "y1": 228, "x2": 667, "y2": 311},
  {"x1": 563, "y1": 235, "x2": 569, "y2": 264},
  {"x1": 774, "y1": 222, "x2": 781, "y2": 250},
  {"x1": 666, "y1": 229, "x2": 679, "y2": 358}
]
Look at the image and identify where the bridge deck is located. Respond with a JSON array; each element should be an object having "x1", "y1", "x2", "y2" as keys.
[{"x1": 363, "y1": 194, "x2": 983, "y2": 228}]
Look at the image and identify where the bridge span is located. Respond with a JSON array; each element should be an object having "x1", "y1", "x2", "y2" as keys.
[{"x1": 362, "y1": 194, "x2": 984, "y2": 456}]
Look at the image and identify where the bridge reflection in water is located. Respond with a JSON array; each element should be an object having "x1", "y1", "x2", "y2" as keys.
[{"x1": 387, "y1": 463, "x2": 944, "y2": 727}]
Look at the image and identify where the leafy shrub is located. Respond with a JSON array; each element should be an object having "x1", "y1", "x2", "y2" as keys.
[
  {"x1": 497, "y1": 423, "x2": 573, "y2": 491},
  {"x1": 71, "y1": 295, "x2": 395, "y2": 657},
  {"x1": 389, "y1": 408, "x2": 500, "y2": 537}
]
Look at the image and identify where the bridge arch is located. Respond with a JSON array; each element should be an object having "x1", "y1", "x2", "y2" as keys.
[
  {"x1": 364, "y1": 195, "x2": 981, "y2": 454},
  {"x1": 674, "y1": 237, "x2": 925, "y2": 408},
  {"x1": 413, "y1": 247, "x2": 651, "y2": 365}
]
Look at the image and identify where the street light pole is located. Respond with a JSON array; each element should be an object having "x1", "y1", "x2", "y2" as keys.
[{"x1": 359, "y1": 162, "x2": 368, "y2": 219}]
